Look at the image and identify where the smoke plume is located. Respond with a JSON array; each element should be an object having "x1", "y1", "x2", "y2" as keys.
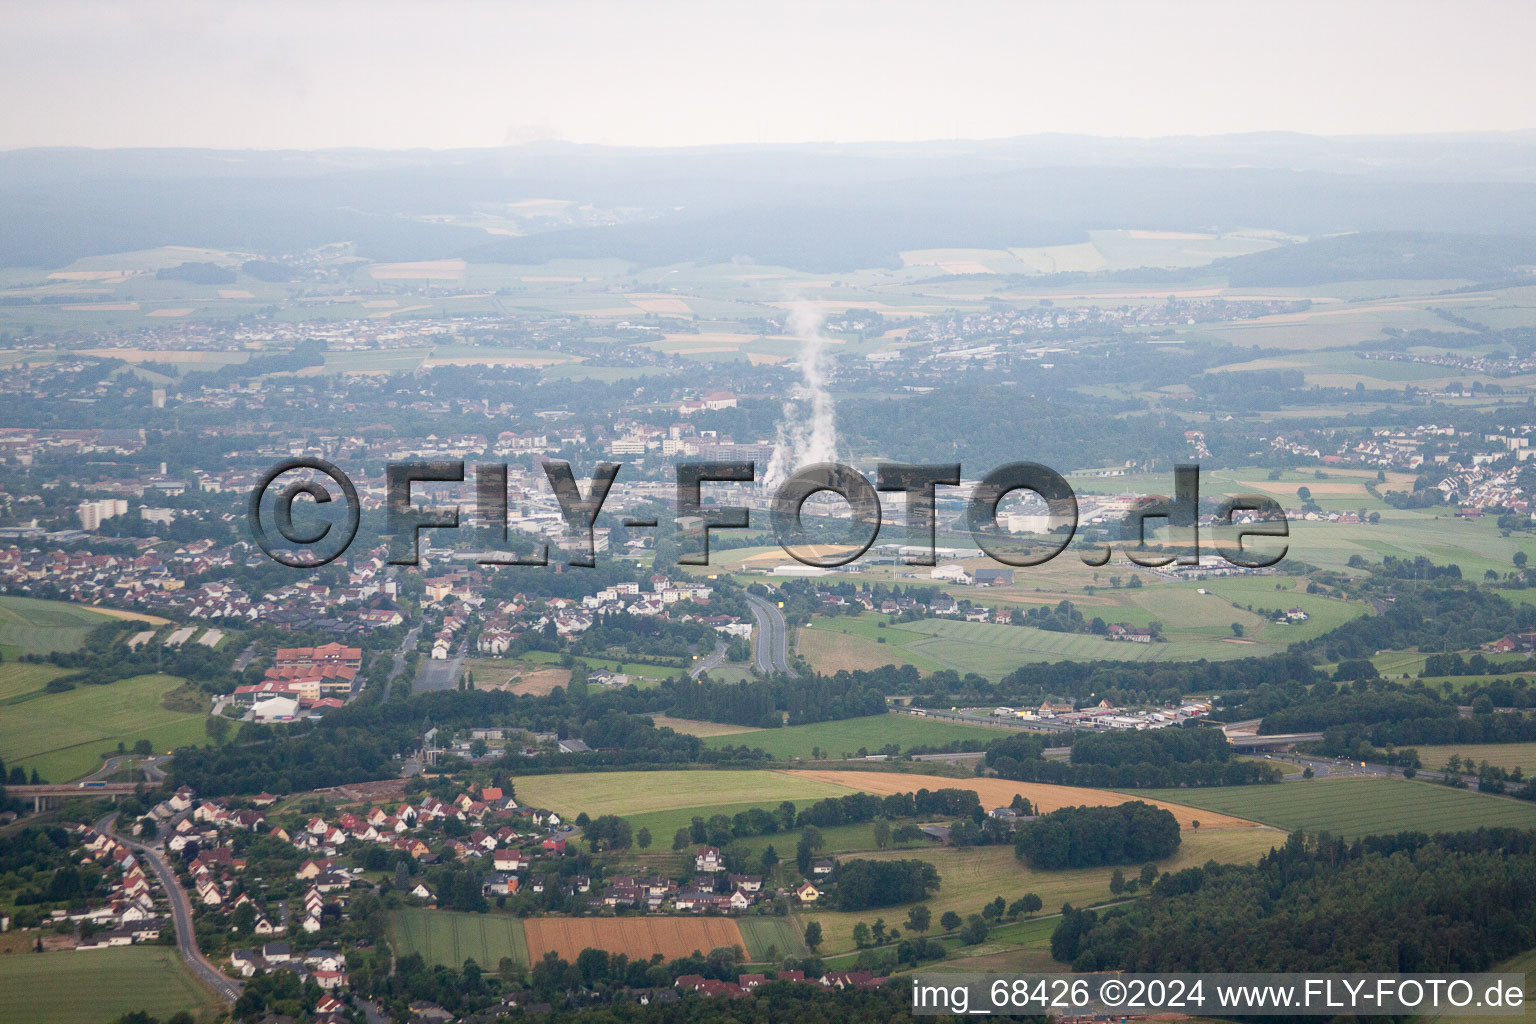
[{"x1": 763, "y1": 302, "x2": 838, "y2": 490}]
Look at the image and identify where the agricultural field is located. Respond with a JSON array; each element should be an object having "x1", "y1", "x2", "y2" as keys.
[
  {"x1": 513, "y1": 769, "x2": 860, "y2": 821},
  {"x1": 785, "y1": 770, "x2": 1258, "y2": 830},
  {"x1": 1410, "y1": 743, "x2": 1536, "y2": 775},
  {"x1": 0, "y1": 595, "x2": 119, "y2": 657},
  {"x1": 923, "y1": 915, "x2": 1062, "y2": 974},
  {"x1": 1418, "y1": 946, "x2": 1536, "y2": 1024},
  {"x1": 0, "y1": 947, "x2": 219, "y2": 1024},
  {"x1": 796, "y1": 623, "x2": 930, "y2": 673},
  {"x1": 0, "y1": 672, "x2": 211, "y2": 783},
  {"x1": 390, "y1": 908, "x2": 530, "y2": 967},
  {"x1": 524, "y1": 916, "x2": 745, "y2": 962},
  {"x1": 700, "y1": 713, "x2": 1012, "y2": 760},
  {"x1": 1284, "y1": 509, "x2": 1536, "y2": 579},
  {"x1": 898, "y1": 618, "x2": 1285, "y2": 671},
  {"x1": 1143, "y1": 778, "x2": 1536, "y2": 838},
  {"x1": 0, "y1": 662, "x2": 67, "y2": 702},
  {"x1": 620, "y1": 800, "x2": 831, "y2": 849},
  {"x1": 616, "y1": 767, "x2": 1261, "y2": 853},
  {"x1": 733, "y1": 819, "x2": 935, "y2": 863},
  {"x1": 736, "y1": 916, "x2": 810, "y2": 960},
  {"x1": 799, "y1": 827, "x2": 1281, "y2": 954},
  {"x1": 799, "y1": 602, "x2": 1337, "y2": 678},
  {"x1": 648, "y1": 715, "x2": 763, "y2": 738}
]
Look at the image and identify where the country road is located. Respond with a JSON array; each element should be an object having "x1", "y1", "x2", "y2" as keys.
[
  {"x1": 81, "y1": 753, "x2": 171, "y2": 784},
  {"x1": 689, "y1": 640, "x2": 727, "y2": 679},
  {"x1": 745, "y1": 594, "x2": 794, "y2": 676},
  {"x1": 102, "y1": 812, "x2": 242, "y2": 1004}
]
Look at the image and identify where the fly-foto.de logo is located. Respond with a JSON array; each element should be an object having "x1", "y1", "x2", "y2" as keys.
[{"x1": 249, "y1": 458, "x2": 1288, "y2": 571}]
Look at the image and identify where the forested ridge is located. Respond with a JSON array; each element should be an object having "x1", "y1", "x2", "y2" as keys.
[{"x1": 1052, "y1": 829, "x2": 1536, "y2": 972}]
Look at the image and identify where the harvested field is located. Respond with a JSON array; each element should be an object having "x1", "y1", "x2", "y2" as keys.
[
  {"x1": 524, "y1": 917, "x2": 744, "y2": 961},
  {"x1": 422, "y1": 352, "x2": 569, "y2": 366},
  {"x1": 75, "y1": 348, "x2": 240, "y2": 363},
  {"x1": 47, "y1": 270, "x2": 139, "y2": 282},
  {"x1": 797, "y1": 626, "x2": 907, "y2": 673},
  {"x1": 490, "y1": 667, "x2": 571, "y2": 695},
  {"x1": 784, "y1": 769, "x2": 1257, "y2": 829},
  {"x1": 369, "y1": 259, "x2": 466, "y2": 279},
  {"x1": 647, "y1": 715, "x2": 763, "y2": 738},
  {"x1": 63, "y1": 601, "x2": 169, "y2": 626},
  {"x1": 628, "y1": 295, "x2": 693, "y2": 314}
]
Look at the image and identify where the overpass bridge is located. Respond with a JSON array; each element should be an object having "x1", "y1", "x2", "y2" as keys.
[
  {"x1": 9, "y1": 782, "x2": 139, "y2": 812},
  {"x1": 1225, "y1": 731, "x2": 1324, "y2": 750}
]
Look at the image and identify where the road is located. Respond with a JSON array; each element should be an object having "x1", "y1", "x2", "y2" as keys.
[
  {"x1": 80, "y1": 753, "x2": 171, "y2": 784},
  {"x1": 231, "y1": 642, "x2": 258, "y2": 672},
  {"x1": 101, "y1": 812, "x2": 242, "y2": 1004},
  {"x1": 391, "y1": 625, "x2": 421, "y2": 681},
  {"x1": 690, "y1": 641, "x2": 727, "y2": 679},
  {"x1": 745, "y1": 594, "x2": 794, "y2": 676}
]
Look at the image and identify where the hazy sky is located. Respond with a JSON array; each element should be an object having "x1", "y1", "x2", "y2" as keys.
[{"x1": 4, "y1": 0, "x2": 1534, "y2": 150}]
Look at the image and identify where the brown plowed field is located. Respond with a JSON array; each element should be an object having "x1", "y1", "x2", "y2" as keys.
[{"x1": 524, "y1": 917, "x2": 745, "y2": 961}]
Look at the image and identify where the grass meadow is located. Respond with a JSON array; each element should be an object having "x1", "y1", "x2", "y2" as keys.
[
  {"x1": 797, "y1": 827, "x2": 1281, "y2": 954},
  {"x1": 0, "y1": 671, "x2": 210, "y2": 782},
  {"x1": 699, "y1": 714, "x2": 1011, "y2": 760},
  {"x1": 0, "y1": 947, "x2": 218, "y2": 1024},
  {"x1": 1144, "y1": 777, "x2": 1536, "y2": 838},
  {"x1": 0, "y1": 595, "x2": 118, "y2": 657}
]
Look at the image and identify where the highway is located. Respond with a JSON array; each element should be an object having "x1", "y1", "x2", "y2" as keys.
[
  {"x1": 102, "y1": 812, "x2": 242, "y2": 1004},
  {"x1": 745, "y1": 594, "x2": 795, "y2": 676}
]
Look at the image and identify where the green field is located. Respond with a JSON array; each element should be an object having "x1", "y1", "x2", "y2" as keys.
[
  {"x1": 0, "y1": 946, "x2": 219, "y2": 1024},
  {"x1": 513, "y1": 769, "x2": 860, "y2": 821},
  {"x1": 390, "y1": 908, "x2": 530, "y2": 967},
  {"x1": 1286, "y1": 510, "x2": 1536, "y2": 578},
  {"x1": 734, "y1": 819, "x2": 934, "y2": 862},
  {"x1": 899, "y1": 617, "x2": 1279, "y2": 671},
  {"x1": 922, "y1": 914, "x2": 1062, "y2": 974},
  {"x1": 0, "y1": 595, "x2": 116, "y2": 657},
  {"x1": 799, "y1": 827, "x2": 1280, "y2": 954},
  {"x1": 796, "y1": 571, "x2": 1371, "y2": 679},
  {"x1": 736, "y1": 916, "x2": 809, "y2": 960},
  {"x1": 1144, "y1": 778, "x2": 1536, "y2": 838},
  {"x1": 701, "y1": 713, "x2": 1010, "y2": 760},
  {"x1": 1412, "y1": 742, "x2": 1536, "y2": 775},
  {"x1": 1419, "y1": 946, "x2": 1536, "y2": 1024},
  {"x1": 0, "y1": 672, "x2": 211, "y2": 782},
  {"x1": 0, "y1": 662, "x2": 67, "y2": 703},
  {"x1": 622, "y1": 800, "x2": 821, "y2": 848}
]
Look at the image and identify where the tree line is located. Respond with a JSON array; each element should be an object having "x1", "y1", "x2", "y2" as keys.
[
  {"x1": 1052, "y1": 828, "x2": 1536, "y2": 972},
  {"x1": 984, "y1": 729, "x2": 1280, "y2": 789},
  {"x1": 1015, "y1": 802, "x2": 1181, "y2": 870}
]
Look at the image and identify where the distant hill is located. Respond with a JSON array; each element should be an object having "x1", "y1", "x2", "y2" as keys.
[
  {"x1": 1208, "y1": 232, "x2": 1536, "y2": 286},
  {"x1": 11, "y1": 137, "x2": 1536, "y2": 271}
]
